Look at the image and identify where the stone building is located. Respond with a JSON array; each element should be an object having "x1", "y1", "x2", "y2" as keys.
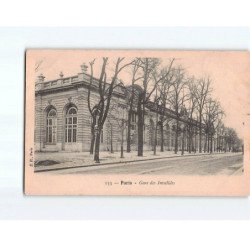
[{"x1": 35, "y1": 66, "x2": 209, "y2": 153}]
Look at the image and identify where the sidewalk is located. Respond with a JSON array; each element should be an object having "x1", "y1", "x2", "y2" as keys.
[{"x1": 34, "y1": 149, "x2": 228, "y2": 172}]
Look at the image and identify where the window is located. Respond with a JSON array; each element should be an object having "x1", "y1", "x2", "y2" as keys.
[
  {"x1": 131, "y1": 112, "x2": 137, "y2": 123},
  {"x1": 46, "y1": 108, "x2": 57, "y2": 144},
  {"x1": 131, "y1": 124, "x2": 136, "y2": 130},
  {"x1": 131, "y1": 112, "x2": 137, "y2": 130},
  {"x1": 65, "y1": 106, "x2": 77, "y2": 143}
]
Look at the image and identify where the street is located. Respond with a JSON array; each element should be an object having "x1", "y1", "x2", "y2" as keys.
[{"x1": 53, "y1": 153, "x2": 243, "y2": 175}]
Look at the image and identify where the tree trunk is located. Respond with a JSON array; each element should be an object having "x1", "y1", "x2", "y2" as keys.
[
  {"x1": 137, "y1": 96, "x2": 144, "y2": 156},
  {"x1": 121, "y1": 126, "x2": 124, "y2": 158},
  {"x1": 210, "y1": 135, "x2": 212, "y2": 153},
  {"x1": 94, "y1": 129, "x2": 101, "y2": 163},
  {"x1": 199, "y1": 115, "x2": 202, "y2": 153},
  {"x1": 189, "y1": 131, "x2": 192, "y2": 154},
  {"x1": 90, "y1": 124, "x2": 95, "y2": 155},
  {"x1": 160, "y1": 118, "x2": 164, "y2": 152},
  {"x1": 209, "y1": 135, "x2": 211, "y2": 153},
  {"x1": 174, "y1": 119, "x2": 179, "y2": 154},
  {"x1": 207, "y1": 134, "x2": 210, "y2": 153},
  {"x1": 208, "y1": 135, "x2": 210, "y2": 153},
  {"x1": 153, "y1": 124, "x2": 157, "y2": 155},
  {"x1": 204, "y1": 134, "x2": 207, "y2": 153},
  {"x1": 194, "y1": 130, "x2": 197, "y2": 153},
  {"x1": 110, "y1": 125, "x2": 114, "y2": 153},
  {"x1": 188, "y1": 127, "x2": 191, "y2": 153},
  {"x1": 181, "y1": 130, "x2": 185, "y2": 155},
  {"x1": 204, "y1": 134, "x2": 209, "y2": 153},
  {"x1": 126, "y1": 108, "x2": 132, "y2": 153},
  {"x1": 210, "y1": 135, "x2": 213, "y2": 153},
  {"x1": 154, "y1": 113, "x2": 158, "y2": 156}
]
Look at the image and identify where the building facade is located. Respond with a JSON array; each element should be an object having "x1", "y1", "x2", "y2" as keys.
[{"x1": 35, "y1": 67, "x2": 211, "y2": 153}]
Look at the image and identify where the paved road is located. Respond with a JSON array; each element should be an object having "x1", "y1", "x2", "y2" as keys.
[{"x1": 55, "y1": 153, "x2": 243, "y2": 175}]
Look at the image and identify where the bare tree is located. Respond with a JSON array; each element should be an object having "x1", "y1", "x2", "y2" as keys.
[
  {"x1": 193, "y1": 77, "x2": 212, "y2": 153},
  {"x1": 136, "y1": 58, "x2": 161, "y2": 156},
  {"x1": 126, "y1": 59, "x2": 142, "y2": 153},
  {"x1": 202, "y1": 98, "x2": 224, "y2": 153},
  {"x1": 153, "y1": 89, "x2": 159, "y2": 155},
  {"x1": 87, "y1": 57, "x2": 133, "y2": 162},
  {"x1": 107, "y1": 100, "x2": 128, "y2": 158},
  {"x1": 106, "y1": 104, "x2": 115, "y2": 154},
  {"x1": 135, "y1": 58, "x2": 175, "y2": 156},
  {"x1": 186, "y1": 77, "x2": 198, "y2": 153},
  {"x1": 167, "y1": 66, "x2": 189, "y2": 154},
  {"x1": 217, "y1": 122, "x2": 227, "y2": 152},
  {"x1": 87, "y1": 59, "x2": 97, "y2": 155},
  {"x1": 224, "y1": 127, "x2": 240, "y2": 152},
  {"x1": 157, "y1": 59, "x2": 175, "y2": 152}
]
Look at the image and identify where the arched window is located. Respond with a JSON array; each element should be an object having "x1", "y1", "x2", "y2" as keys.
[
  {"x1": 65, "y1": 106, "x2": 77, "y2": 143},
  {"x1": 46, "y1": 108, "x2": 57, "y2": 144},
  {"x1": 131, "y1": 111, "x2": 137, "y2": 130}
]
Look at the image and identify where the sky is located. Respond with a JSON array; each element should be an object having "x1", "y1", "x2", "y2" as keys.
[{"x1": 29, "y1": 50, "x2": 250, "y2": 139}]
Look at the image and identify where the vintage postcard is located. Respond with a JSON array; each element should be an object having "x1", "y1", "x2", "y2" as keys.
[{"x1": 25, "y1": 49, "x2": 250, "y2": 196}]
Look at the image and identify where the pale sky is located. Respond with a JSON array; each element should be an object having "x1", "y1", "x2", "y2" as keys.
[{"x1": 30, "y1": 50, "x2": 250, "y2": 139}]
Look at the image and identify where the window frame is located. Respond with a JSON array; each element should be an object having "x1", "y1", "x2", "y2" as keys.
[
  {"x1": 65, "y1": 106, "x2": 78, "y2": 143},
  {"x1": 46, "y1": 108, "x2": 57, "y2": 145}
]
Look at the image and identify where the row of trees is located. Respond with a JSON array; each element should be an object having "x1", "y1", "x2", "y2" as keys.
[{"x1": 86, "y1": 57, "x2": 242, "y2": 162}]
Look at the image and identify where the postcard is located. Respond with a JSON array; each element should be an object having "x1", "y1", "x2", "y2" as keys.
[{"x1": 25, "y1": 49, "x2": 250, "y2": 195}]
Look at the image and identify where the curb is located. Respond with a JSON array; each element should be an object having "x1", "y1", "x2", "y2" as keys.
[{"x1": 34, "y1": 152, "x2": 222, "y2": 173}]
